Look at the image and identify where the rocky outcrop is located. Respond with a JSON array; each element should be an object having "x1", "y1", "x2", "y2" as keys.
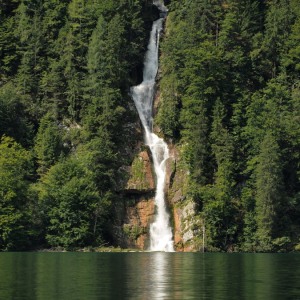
[
  {"x1": 111, "y1": 2, "x2": 203, "y2": 252},
  {"x1": 172, "y1": 201, "x2": 204, "y2": 251},
  {"x1": 112, "y1": 194, "x2": 155, "y2": 249},
  {"x1": 125, "y1": 149, "x2": 155, "y2": 193},
  {"x1": 165, "y1": 145, "x2": 202, "y2": 251},
  {"x1": 112, "y1": 148, "x2": 156, "y2": 250},
  {"x1": 112, "y1": 124, "x2": 203, "y2": 251},
  {"x1": 123, "y1": 197, "x2": 155, "y2": 249},
  {"x1": 114, "y1": 143, "x2": 203, "y2": 251}
]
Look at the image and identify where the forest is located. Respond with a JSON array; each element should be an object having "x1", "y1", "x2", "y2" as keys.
[
  {"x1": 0, "y1": 0, "x2": 299, "y2": 252},
  {"x1": 157, "y1": 0, "x2": 300, "y2": 252}
]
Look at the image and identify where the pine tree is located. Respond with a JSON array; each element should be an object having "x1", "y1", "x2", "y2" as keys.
[
  {"x1": 0, "y1": 136, "x2": 32, "y2": 250},
  {"x1": 255, "y1": 132, "x2": 283, "y2": 251},
  {"x1": 204, "y1": 99, "x2": 239, "y2": 250},
  {"x1": 38, "y1": 156, "x2": 111, "y2": 249},
  {"x1": 34, "y1": 113, "x2": 65, "y2": 175}
]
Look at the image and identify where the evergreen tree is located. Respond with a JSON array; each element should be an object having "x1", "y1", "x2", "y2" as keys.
[
  {"x1": 39, "y1": 157, "x2": 111, "y2": 249},
  {"x1": 34, "y1": 113, "x2": 65, "y2": 175},
  {"x1": 0, "y1": 82, "x2": 33, "y2": 146},
  {"x1": 204, "y1": 100, "x2": 239, "y2": 250},
  {"x1": 0, "y1": 136, "x2": 32, "y2": 250},
  {"x1": 255, "y1": 132, "x2": 284, "y2": 251},
  {"x1": 0, "y1": 0, "x2": 20, "y2": 77}
]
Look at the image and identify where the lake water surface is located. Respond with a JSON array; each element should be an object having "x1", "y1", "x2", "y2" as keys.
[{"x1": 0, "y1": 252, "x2": 299, "y2": 299}]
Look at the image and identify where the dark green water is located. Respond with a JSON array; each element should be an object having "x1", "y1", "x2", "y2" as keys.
[{"x1": 0, "y1": 252, "x2": 299, "y2": 300}]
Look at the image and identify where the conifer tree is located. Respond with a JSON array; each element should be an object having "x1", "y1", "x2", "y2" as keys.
[
  {"x1": 0, "y1": 136, "x2": 32, "y2": 250},
  {"x1": 255, "y1": 132, "x2": 283, "y2": 251},
  {"x1": 34, "y1": 113, "x2": 64, "y2": 175}
]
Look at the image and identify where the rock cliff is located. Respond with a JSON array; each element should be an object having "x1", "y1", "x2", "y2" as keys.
[
  {"x1": 166, "y1": 144, "x2": 204, "y2": 251},
  {"x1": 111, "y1": 146, "x2": 156, "y2": 250},
  {"x1": 112, "y1": 113, "x2": 204, "y2": 251},
  {"x1": 110, "y1": 1, "x2": 204, "y2": 252}
]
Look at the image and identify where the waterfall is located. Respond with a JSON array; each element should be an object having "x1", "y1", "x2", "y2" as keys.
[{"x1": 130, "y1": 1, "x2": 174, "y2": 252}]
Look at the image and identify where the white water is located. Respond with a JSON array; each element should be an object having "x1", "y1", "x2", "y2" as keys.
[{"x1": 130, "y1": 1, "x2": 174, "y2": 252}]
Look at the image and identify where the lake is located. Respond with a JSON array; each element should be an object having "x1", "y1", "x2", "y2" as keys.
[{"x1": 0, "y1": 252, "x2": 299, "y2": 299}]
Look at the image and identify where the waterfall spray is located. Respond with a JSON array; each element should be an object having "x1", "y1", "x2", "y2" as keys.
[{"x1": 131, "y1": 1, "x2": 174, "y2": 252}]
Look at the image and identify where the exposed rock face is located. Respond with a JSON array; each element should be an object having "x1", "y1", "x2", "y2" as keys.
[
  {"x1": 166, "y1": 144, "x2": 204, "y2": 252},
  {"x1": 172, "y1": 201, "x2": 203, "y2": 251},
  {"x1": 112, "y1": 195, "x2": 155, "y2": 250},
  {"x1": 113, "y1": 116, "x2": 203, "y2": 252},
  {"x1": 124, "y1": 197, "x2": 155, "y2": 249},
  {"x1": 113, "y1": 129, "x2": 203, "y2": 251},
  {"x1": 112, "y1": 149, "x2": 156, "y2": 250},
  {"x1": 125, "y1": 149, "x2": 155, "y2": 193},
  {"x1": 111, "y1": 5, "x2": 203, "y2": 252}
]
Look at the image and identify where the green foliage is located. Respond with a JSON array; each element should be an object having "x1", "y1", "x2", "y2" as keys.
[
  {"x1": 159, "y1": 0, "x2": 300, "y2": 251},
  {"x1": 34, "y1": 113, "x2": 65, "y2": 175},
  {"x1": 0, "y1": 82, "x2": 33, "y2": 146},
  {"x1": 39, "y1": 156, "x2": 112, "y2": 249},
  {"x1": 127, "y1": 155, "x2": 149, "y2": 190},
  {"x1": 255, "y1": 132, "x2": 283, "y2": 251},
  {"x1": 0, "y1": 0, "x2": 150, "y2": 251},
  {"x1": 156, "y1": 74, "x2": 181, "y2": 138},
  {"x1": 0, "y1": 8, "x2": 19, "y2": 77},
  {"x1": 0, "y1": 136, "x2": 32, "y2": 250},
  {"x1": 123, "y1": 224, "x2": 145, "y2": 240}
]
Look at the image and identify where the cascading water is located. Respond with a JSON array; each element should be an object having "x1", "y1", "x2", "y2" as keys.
[{"x1": 131, "y1": 1, "x2": 174, "y2": 252}]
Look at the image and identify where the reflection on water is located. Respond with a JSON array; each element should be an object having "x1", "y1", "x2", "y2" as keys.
[
  {"x1": 149, "y1": 252, "x2": 168, "y2": 299},
  {"x1": 124, "y1": 252, "x2": 171, "y2": 299},
  {"x1": 0, "y1": 252, "x2": 300, "y2": 300}
]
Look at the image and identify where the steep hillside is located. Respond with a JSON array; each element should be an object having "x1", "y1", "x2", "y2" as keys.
[{"x1": 156, "y1": 0, "x2": 300, "y2": 252}]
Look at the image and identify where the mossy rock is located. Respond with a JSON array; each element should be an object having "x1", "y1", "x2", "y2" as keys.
[
  {"x1": 123, "y1": 224, "x2": 146, "y2": 240},
  {"x1": 126, "y1": 151, "x2": 155, "y2": 192}
]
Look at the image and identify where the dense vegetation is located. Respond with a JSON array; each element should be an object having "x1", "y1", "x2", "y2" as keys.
[
  {"x1": 157, "y1": 0, "x2": 300, "y2": 251},
  {"x1": 1, "y1": 0, "x2": 299, "y2": 252},
  {"x1": 0, "y1": 0, "x2": 156, "y2": 250}
]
